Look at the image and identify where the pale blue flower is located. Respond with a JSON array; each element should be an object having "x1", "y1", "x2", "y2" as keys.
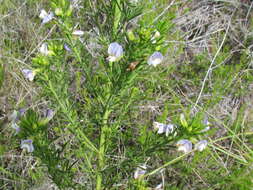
[
  {"x1": 9, "y1": 109, "x2": 26, "y2": 134},
  {"x1": 40, "y1": 109, "x2": 55, "y2": 125},
  {"x1": 11, "y1": 122, "x2": 20, "y2": 134},
  {"x1": 19, "y1": 108, "x2": 26, "y2": 116},
  {"x1": 107, "y1": 42, "x2": 123, "y2": 62},
  {"x1": 201, "y1": 116, "x2": 210, "y2": 132},
  {"x1": 39, "y1": 9, "x2": 54, "y2": 24},
  {"x1": 176, "y1": 139, "x2": 192, "y2": 153},
  {"x1": 153, "y1": 122, "x2": 176, "y2": 136},
  {"x1": 165, "y1": 124, "x2": 176, "y2": 136},
  {"x1": 45, "y1": 109, "x2": 55, "y2": 121},
  {"x1": 64, "y1": 43, "x2": 71, "y2": 52},
  {"x1": 22, "y1": 69, "x2": 35, "y2": 81},
  {"x1": 20, "y1": 139, "x2": 34, "y2": 153},
  {"x1": 153, "y1": 122, "x2": 166, "y2": 134},
  {"x1": 9, "y1": 110, "x2": 25, "y2": 134},
  {"x1": 10, "y1": 109, "x2": 25, "y2": 121},
  {"x1": 147, "y1": 51, "x2": 164, "y2": 67},
  {"x1": 134, "y1": 164, "x2": 146, "y2": 179},
  {"x1": 195, "y1": 140, "x2": 208, "y2": 152}
]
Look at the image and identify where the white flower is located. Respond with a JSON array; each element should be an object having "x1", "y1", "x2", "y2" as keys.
[
  {"x1": 39, "y1": 9, "x2": 48, "y2": 19},
  {"x1": 134, "y1": 165, "x2": 146, "y2": 179},
  {"x1": 39, "y1": 43, "x2": 49, "y2": 55},
  {"x1": 20, "y1": 139, "x2": 34, "y2": 153},
  {"x1": 155, "y1": 183, "x2": 163, "y2": 190},
  {"x1": 176, "y1": 139, "x2": 192, "y2": 153},
  {"x1": 153, "y1": 122, "x2": 176, "y2": 136},
  {"x1": 195, "y1": 140, "x2": 208, "y2": 152},
  {"x1": 39, "y1": 9, "x2": 54, "y2": 24},
  {"x1": 147, "y1": 51, "x2": 164, "y2": 67},
  {"x1": 39, "y1": 43, "x2": 53, "y2": 56},
  {"x1": 22, "y1": 69, "x2": 36, "y2": 81},
  {"x1": 107, "y1": 42, "x2": 123, "y2": 62},
  {"x1": 72, "y1": 30, "x2": 84, "y2": 36}
]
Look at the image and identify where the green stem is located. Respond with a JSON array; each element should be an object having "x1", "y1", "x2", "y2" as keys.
[
  {"x1": 96, "y1": 109, "x2": 111, "y2": 190},
  {"x1": 144, "y1": 151, "x2": 192, "y2": 177},
  {"x1": 48, "y1": 80, "x2": 98, "y2": 153},
  {"x1": 113, "y1": 0, "x2": 121, "y2": 36}
]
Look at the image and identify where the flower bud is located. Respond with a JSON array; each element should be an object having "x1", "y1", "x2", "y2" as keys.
[
  {"x1": 55, "y1": 8, "x2": 63, "y2": 16},
  {"x1": 127, "y1": 30, "x2": 135, "y2": 41},
  {"x1": 72, "y1": 30, "x2": 84, "y2": 36}
]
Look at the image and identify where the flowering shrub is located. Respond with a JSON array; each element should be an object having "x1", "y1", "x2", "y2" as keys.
[{"x1": 13, "y1": 0, "x2": 211, "y2": 189}]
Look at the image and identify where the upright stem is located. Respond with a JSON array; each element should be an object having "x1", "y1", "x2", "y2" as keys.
[
  {"x1": 113, "y1": 0, "x2": 121, "y2": 36},
  {"x1": 96, "y1": 109, "x2": 111, "y2": 190},
  {"x1": 47, "y1": 80, "x2": 98, "y2": 153}
]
